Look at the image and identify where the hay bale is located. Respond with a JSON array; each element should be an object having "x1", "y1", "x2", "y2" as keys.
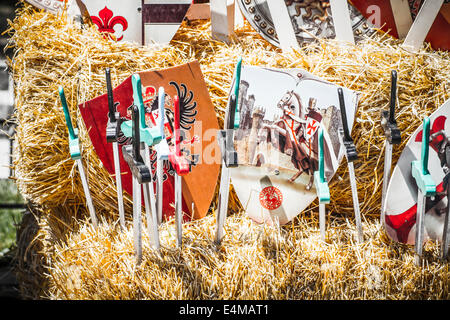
[{"x1": 6, "y1": 2, "x2": 450, "y2": 299}]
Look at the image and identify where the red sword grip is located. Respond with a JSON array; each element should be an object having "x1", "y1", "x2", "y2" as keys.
[{"x1": 169, "y1": 95, "x2": 190, "y2": 176}]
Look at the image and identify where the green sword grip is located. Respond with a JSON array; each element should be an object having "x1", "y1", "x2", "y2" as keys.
[
  {"x1": 233, "y1": 57, "x2": 242, "y2": 129},
  {"x1": 314, "y1": 127, "x2": 330, "y2": 203},
  {"x1": 132, "y1": 74, "x2": 148, "y2": 131},
  {"x1": 421, "y1": 117, "x2": 430, "y2": 175},
  {"x1": 58, "y1": 86, "x2": 81, "y2": 160},
  {"x1": 59, "y1": 86, "x2": 76, "y2": 141},
  {"x1": 411, "y1": 117, "x2": 436, "y2": 196},
  {"x1": 121, "y1": 74, "x2": 162, "y2": 146}
]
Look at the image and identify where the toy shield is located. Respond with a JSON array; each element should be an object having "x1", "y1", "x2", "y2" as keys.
[
  {"x1": 351, "y1": 0, "x2": 450, "y2": 51},
  {"x1": 25, "y1": 0, "x2": 67, "y2": 13},
  {"x1": 384, "y1": 99, "x2": 450, "y2": 244},
  {"x1": 230, "y1": 66, "x2": 359, "y2": 225},
  {"x1": 83, "y1": 0, "x2": 191, "y2": 44},
  {"x1": 78, "y1": 61, "x2": 220, "y2": 222},
  {"x1": 237, "y1": 0, "x2": 375, "y2": 47}
]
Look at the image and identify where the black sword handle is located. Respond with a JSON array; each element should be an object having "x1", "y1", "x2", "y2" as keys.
[
  {"x1": 105, "y1": 68, "x2": 121, "y2": 143},
  {"x1": 132, "y1": 104, "x2": 143, "y2": 163},
  {"x1": 389, "y1": 70, "x2": 397, "y2": 125},
  {"x1": 122, "y1": 103, "x2": 151, "y2": 184},
  {"x1": 338, "y1": 88, "x2": 352, "y2": 142},
  {"x1": 338, "y1": 88, "x2": 358, "y2": 162},
  {"x1": 381, "y1": 70, "x2": 401, "y2": 145},
  {"x1": 106, "y1": 68, "x2": 115, "y2": 121}
]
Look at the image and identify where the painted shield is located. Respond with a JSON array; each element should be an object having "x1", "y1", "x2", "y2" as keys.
[
  {"x1": 351, "y1": 0, "x2": 450, "y2": 51},
  {"x1": 384, "y1": 99, "x2": 450, "y2": 245},
  {"x1": 230, "y1": 66, "x2": 359, "y2": 225},
  {"x1": 237, "y1": 0, "x2": 375, "y2": 48},
  {"x1": 78, "y1": 61, "x2": 220, "y2": 222},
  {"x1": 25, "y1": 0, "x2": 67, "y2": 13},
  {"x1": 83, "y1": 0, "x2": 191, "y2": 45},
  {"x1": 82, "y1": 0, "x2": 143, "y2": 43}
]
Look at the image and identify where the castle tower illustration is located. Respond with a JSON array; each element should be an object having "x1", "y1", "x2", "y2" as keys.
[{"x1": 248, "y1": 105, "x2": 266, "y2": 164}]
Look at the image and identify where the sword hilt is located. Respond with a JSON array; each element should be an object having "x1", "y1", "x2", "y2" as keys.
[
  {"x1": 411, "y1": 117, "x2": 436, "y2": 196},
  {"x1": 219, "y1": 94, "x2": 238, "y2": 168},
  {"x1": 121, "y1": 74, "x2": 162, "y2": 147},
  {"x1": 314, "y1": 127, "x2": 330, "y2": 203},
  {"x1": 105, "y1": 68, "x2": 122, "y2": 143},
  {"x1": 169, "y1": 95, "x2": 190, "y2": 176},
  {"x1": 155, "y1": 86, "x2": 170, "y2": 160},
  {"x1": 58, "y1": 86, "x2": 81, "y2": 160},
  {"x1": 337, "y1": 87, "x2": 358, "y2": 162},
  {"x1": 233, "y1": 57, "x2": 242, "y2": 129},
  {"x1": 381, "y1": 70, "x2": 402, "y2": 145},
  {"x1": 122, "y1": 104, "x2": 152, "y2": 184}
]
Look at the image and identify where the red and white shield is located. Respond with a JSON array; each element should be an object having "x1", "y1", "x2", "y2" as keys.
[
  {"x1": 304, "y1": 117, "x2": 319, "y2": 141},
  {"x1": 83, "y1": 0, "x2": 192, "y2": 45},
  {"x1": 83, "y1": 0, "x2": 142, "y2": 43},
  {"x1": 27, "y1": 0, "x2": 193, "y2": 45}
]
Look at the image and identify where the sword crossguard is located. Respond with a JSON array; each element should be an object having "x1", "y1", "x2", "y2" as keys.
[
  {"x1": 314, "y1": 127, "x2": 330, "y2": 203},
  {"x1": 105, "y1": 68, "x2": 122, "y2": 143},
  {"x1": 337, "y1": 87, "x2": 358, "y2": 162},
  {"x1": 411, "y1": 117, "x2": 436, "y2": 196},
  {"x1": 122, "y1": 104, "x2": 152, "y2": 185},
  {"x1": 168, "y1": 95, "x2": 190, "y2": 176},
  {"x1": 155, "y1": 86, "x2": 170, "y2": 160},
  {"x1": 381, "y1": 70, "x2": 402, "y2": 145},
  {"x1": 233, "y1": 57, "x2": 242, "y2": 129},
  {"x1": 59, "y1": 86, "x2": 81, "y2": 160},
  {"x1": 121, "y1": 74, "x2": 162, "y2": 147}
]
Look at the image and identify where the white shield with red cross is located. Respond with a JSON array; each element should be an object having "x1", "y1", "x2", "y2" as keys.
[{"x1": 304, "y1": 117, "x2": 320, "y2": 141}]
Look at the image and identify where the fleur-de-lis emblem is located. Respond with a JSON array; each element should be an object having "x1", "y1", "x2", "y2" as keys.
[{"x1": 91, "y1": 6, "x2": 128, "y2": 41}]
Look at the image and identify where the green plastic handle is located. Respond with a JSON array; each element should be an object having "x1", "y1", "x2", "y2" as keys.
[
  {"x1": 318, "y1": 127, "x2": 325, "y2": 183},
  {"x1": 411, "y1": 117, "x2": 436, "y2": 196},
  {"x1": 121, "y1": 74, "x2": 162, "y2": 146},
  {"x1": 421, "y1": 117, "x2": 430, "y2": 175},
  {"x1": 58, "y1": 86, "x2": 81, "y2": 160},
  {"x1": 59, "y1": 86, "x2": 76, "y2": 141},
  {"x1": 132, "y1": 74, "x2": 148, "y2": 131},
  {"x1": 233, "y1": 57, "x2": 242, "y2": 129},
  {"x1": 314, "y1": 127, "x2": 330, "y2": 203}
]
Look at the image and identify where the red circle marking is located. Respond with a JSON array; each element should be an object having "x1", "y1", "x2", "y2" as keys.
[{"x1": 259, "y1": 186, "x2": 283, "y2": 210}]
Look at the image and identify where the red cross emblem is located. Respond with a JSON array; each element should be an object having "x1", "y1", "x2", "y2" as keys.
[{"x1": 305, "y1": 117, "x2": 319, "y2": 140}]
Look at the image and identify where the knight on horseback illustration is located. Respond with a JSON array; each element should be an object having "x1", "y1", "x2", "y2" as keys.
[{"x1": 263, "y1": 90, "x2": 333, "y2": 189}]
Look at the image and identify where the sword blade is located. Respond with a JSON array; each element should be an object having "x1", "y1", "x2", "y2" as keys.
[
  {"x1": 348, "y1": 161, "x2": 363, "y2": 243},
  {"x1": 133, "y1": 175, "x2": 142, "y2": 264},
  {"x1": 175, "y1": 173, "x2": 183, "y2": 247},
  {"x1": 441, "y1": 185, "x2": 450, "y2": 260},
  {"x1": 157, "y1": 158, "x2": 164, "y2": 225},
  {"x1": 215, "y1": 163, "x2": 231, "y2": 244},
  {"x1": 381, "y1": 141, "x2": 393, "y2": 224},
  {"x1": 319, "y1": 203, "x2": 326, "y2": 242},
  {"x1": 112, "y1": 141, "x2": 125, "y2": 229},
  {"x1": 143, "y1": 145, "x2": 160, "y2": 250},
  {"x1": 415, "y1": 189, "x2": 426, "y2": 266},
  {"x1": 75, "y1": 158, "x2": 98, "y2": 228}
]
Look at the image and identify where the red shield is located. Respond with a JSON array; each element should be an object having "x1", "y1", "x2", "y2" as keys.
[
  {"x1": 351, "y1": 0, "x2": 450, "y2": 51},
  {"x1": 78, "y1": 61, "x2": 220, "y2": 222}
]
